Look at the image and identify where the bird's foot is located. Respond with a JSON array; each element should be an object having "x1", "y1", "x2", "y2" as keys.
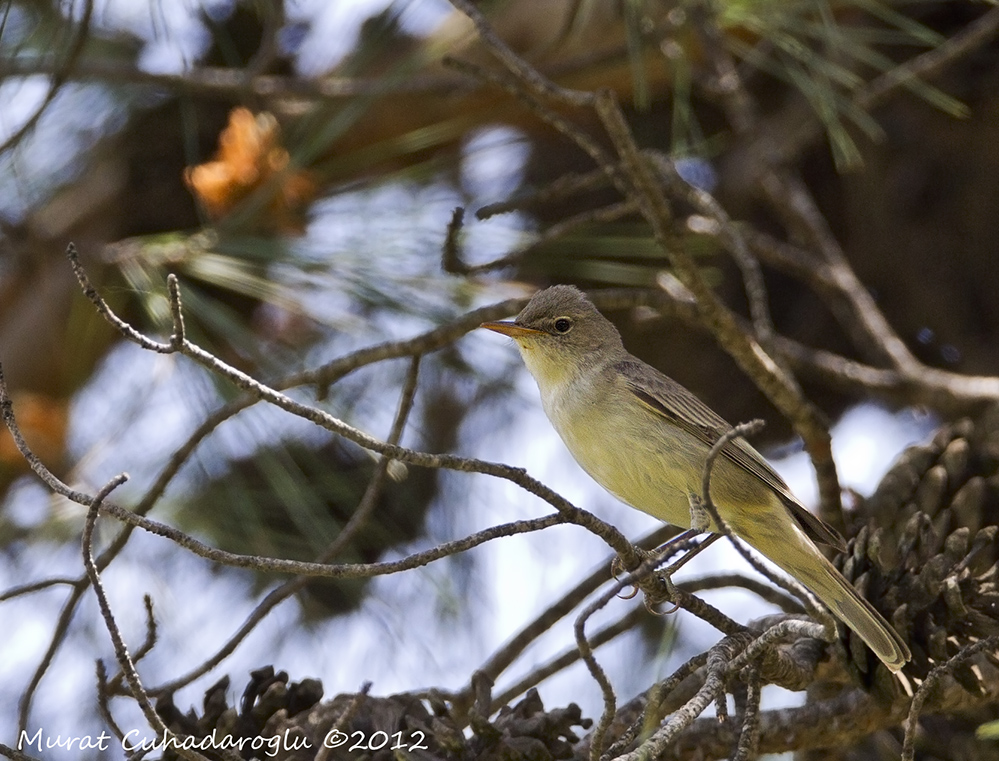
[
  {"x1": 611, "y1": 539, "x2": 694, "y2": 612},
  {"x1": 611, "y1": 546, "x2": 661, "y2": 599},
  {"x1": 613, "y1": 528, "x2": 724, "y2": 613}
]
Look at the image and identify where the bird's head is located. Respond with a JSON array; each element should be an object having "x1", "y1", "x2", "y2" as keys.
[{"x1": 481, "y1": 285, "x2": 624, "y2": 389}]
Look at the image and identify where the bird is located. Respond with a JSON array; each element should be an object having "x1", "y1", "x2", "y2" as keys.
[{"x1": 482, "y1": 284, "x2": 910, "y2": 673}]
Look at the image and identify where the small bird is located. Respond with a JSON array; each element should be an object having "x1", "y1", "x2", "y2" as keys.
[{"x1": 482, "y1": 284, "x2": 910, "y2": 672}]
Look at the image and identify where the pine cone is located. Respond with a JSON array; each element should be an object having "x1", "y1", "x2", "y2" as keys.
[{"x1": 837, "y1": 410, "x2": 999, "y2": 691}]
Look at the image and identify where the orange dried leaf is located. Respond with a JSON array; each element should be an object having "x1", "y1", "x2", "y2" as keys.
[
  {"x1": 0, "y1": 392, "x2": 68, "y2": 471},
  {"x1": 185, "y1": 107, "x2": 316, "y2": 233}
]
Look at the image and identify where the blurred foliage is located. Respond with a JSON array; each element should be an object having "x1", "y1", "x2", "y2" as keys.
[{"x1": 180, "y1": 439, "x2": 439, "y2": 619}]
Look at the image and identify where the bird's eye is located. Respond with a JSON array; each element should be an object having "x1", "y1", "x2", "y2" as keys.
[{"x1": 553, "y1": 317, "x2": 573, "y2": 334}]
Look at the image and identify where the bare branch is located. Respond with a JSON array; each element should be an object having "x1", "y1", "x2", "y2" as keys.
[
  {"x1": 98, "y1": 495, "x2": 564, "y2": 583},
  {"x1": 476, "y1": 166, "x2": 614, "y2": 220},
  {"x1": 619, "y1": 636, "x2": 748, "y2": 761},
  {"x1": 490, "y1": 605, "x2": 647, "y2": 713},
  {"x1": 758, "y1": 171, "x2": 919, "y2": 374},
  {"x1": 444, "y1": 0, "x2": 596, "y2": 107},
  {"x1": 732, "y1": 668, "x2": 761, "y2": 761},
  {"x1": 0, "y1": 577, "x2": 78, "y2": 601},
  {"x1": 855, "y1": 6, "x2": 999, "y2": 113},
  {"x1": 67, "y1": 243, "x2": 175, "y2": 354},
  {"x1": 166, "y1": 273, "x2": 186, "y2": 349},
  {"x1": 17, "y1": 584, "x2": 88, "y2": 736},
  {"x1": 902, "y1": 634, "x2": 999, "y2": 761},
  {"x1": 445, "y1": 199, "x2": 639, "y2": 276},
  {"x1": 465, "y1": 524, "x2": 679, "y2": 708},
  {"x1": 0, "y1": 0, "x2": 94, "y2": 158},
  {"x1": 81, "y1": 473, "x2": 212, "y2": 761}
]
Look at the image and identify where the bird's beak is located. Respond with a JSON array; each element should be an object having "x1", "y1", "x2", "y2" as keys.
[{"x1": 480, "y1": 320, "x2": 543, "y2": 338}]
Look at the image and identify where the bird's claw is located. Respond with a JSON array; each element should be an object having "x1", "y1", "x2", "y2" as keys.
[
  {"x1": 612, "y1": 548, "x2": 659, "y2": 599},
  {"x1": 645, "y1": 571, "x2": 681, "y2": 615}
]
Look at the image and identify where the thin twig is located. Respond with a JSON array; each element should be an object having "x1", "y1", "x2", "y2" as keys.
[
  {"x1": 476, "y1": 166, "x2": 615, "y2": 219},
  {"x1": 701, "y1": 420, "x2": 764, "y2": 522},
  {"x1": 0, "y1": 0, "x2": 94, "y2": 157},
  {"x1": 301, "y1": 297, "x2": 528, "y2": 397},
  {"x1": 576, "y1": 577, "x2": 635, "y2": 761},
  {"x1": 901, "y1": 634, "x2": 999, "y2": 761},
  {"x1": 98, "y1": 502, "x2": 567, "y2": 606},
  {"x1": 465, "y1": 524, "x2": 679, "y2": 709},
  {"x1": 67, "y1": 244, "x2": 174, "y2": 354},
  {"x1": 679, "y1": 574, "x2": 803, "y2": 614},
  {"x1": 0, "y1": 577, "x2": 79, "y2": 601},
  {"x1": 447, "y1": 199, "x2": 639, "y2": 276},
  {"x1": 652, "y1": 154, "x2": 779, "y2": 355},
  {"x1": 618, "y1": 636, "x2": 749, "y2": 761},
  {"x1": 604, "y1": 651, "x2": 710, "y2": 758},
  {"x1": 855, "y1": 5, "x2": 999, "y2": 112},
  {"x1": 445, "y1": 0, "x2": 596, "y2": 107},
  {"x1": 166, "y1": 273, "x2": 186, "y2": 348},
  {"x1": 732, "y1": 667, "x2": 761, "y2": 761},
  {"x1": 17, "y1": 584, "x2": 88, "y2": 735},
  {"x1": 490, "y1": 605, "x2": 649, "y2": 712},
  {"x1": 95, "y1": 660, "x2": 127, "y2": 742},
  {"x1": 105, "y1": 595, "x2": 159, "y2": 695},
  {"x1": 81, "y1": 473, "x2": 213, "y2": 761},
  {"x1": 700, "y1": 420, "x2": 830, "y2": 627}
]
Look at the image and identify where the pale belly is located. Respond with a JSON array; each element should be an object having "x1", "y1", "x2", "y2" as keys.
[{"x1": 545, "y1": 393, "x2": 706, "y2": 529}]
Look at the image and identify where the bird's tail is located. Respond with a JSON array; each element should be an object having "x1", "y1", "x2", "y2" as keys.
[{"x1": 764, "y1": 526, "x2": 910, "y2": 672}]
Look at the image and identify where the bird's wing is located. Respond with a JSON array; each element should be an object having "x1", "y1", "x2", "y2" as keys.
[{"x1": 617, "y1": 359, "x2": 846, "y2": 551}]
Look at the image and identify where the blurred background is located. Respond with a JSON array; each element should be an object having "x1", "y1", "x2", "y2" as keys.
[{"x1": 1, "y1": 0, "x2": 997, "y2": 756}]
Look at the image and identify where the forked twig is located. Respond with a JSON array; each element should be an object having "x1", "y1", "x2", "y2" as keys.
[{"x1": 901, "y1": 634, "x2": 999, "y2": 761}]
